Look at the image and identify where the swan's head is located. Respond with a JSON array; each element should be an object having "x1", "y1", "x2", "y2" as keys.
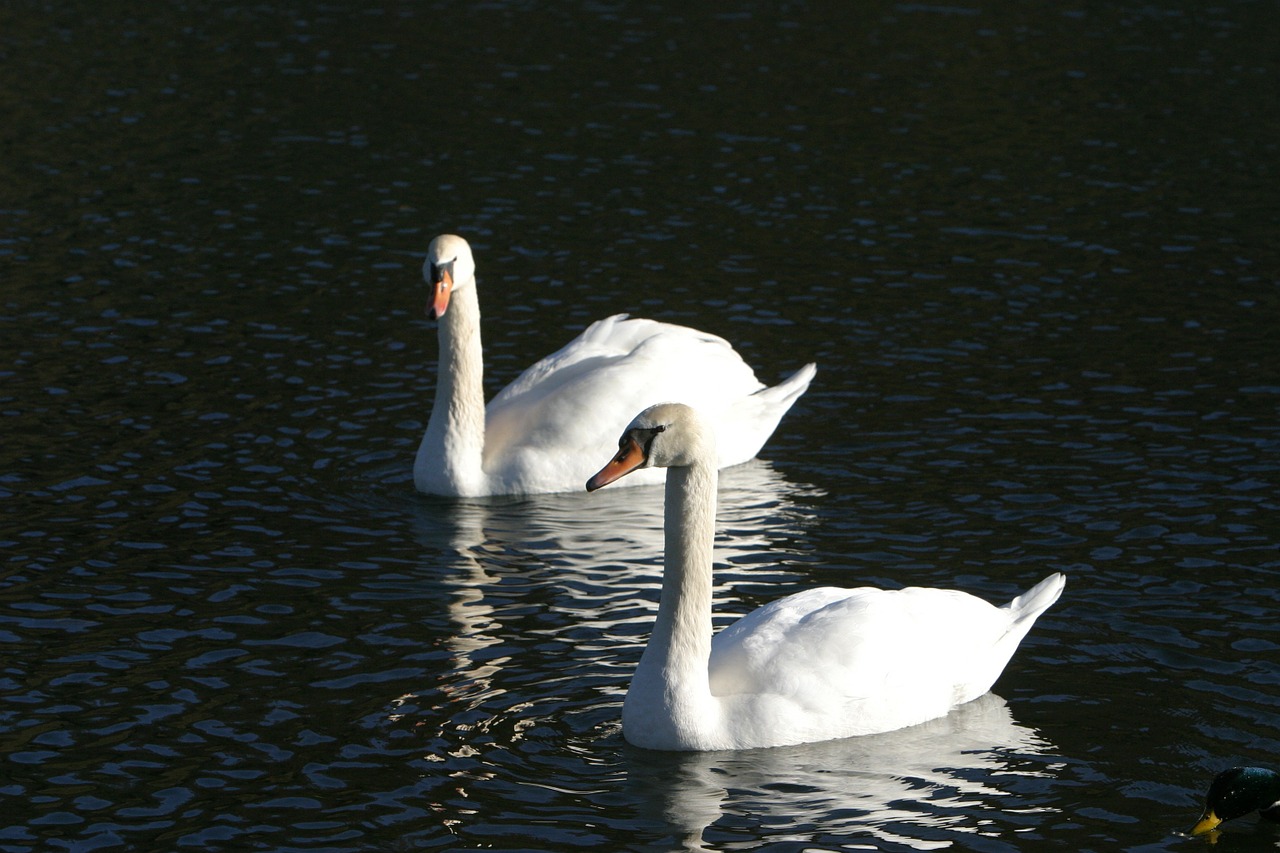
[
  {"x1": 423, "y1": 234, "x2": 477, "y2": 319},
  {"x1": 586, "y1": 402, "x2": 713, "y2": 491}
]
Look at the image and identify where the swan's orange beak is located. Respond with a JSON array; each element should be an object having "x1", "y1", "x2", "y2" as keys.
[
  {"x1": 428, "y1": 266, "x2": 453, "y2": 319},
  {"x1": 587, "y1": 436, "x2": 645, "y2": 491}
]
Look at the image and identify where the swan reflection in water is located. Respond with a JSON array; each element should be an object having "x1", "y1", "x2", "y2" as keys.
[
  {"x1": 392, "y1": 460, "x2": 817, "y2": 729},
  {"x1": 447, "y1": 457, "x2": 813, "y2": 569},
  {"x1": 625, "y1": 692, "x2": 1059, "y2": 851}
]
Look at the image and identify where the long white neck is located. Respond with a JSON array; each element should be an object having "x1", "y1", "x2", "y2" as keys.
[
  {"x1": 626, "y1": 456, "x2": 720, "y2": 744},
  {"x1": 414, "y1": 283, "x2": 488, "y2": 496}
]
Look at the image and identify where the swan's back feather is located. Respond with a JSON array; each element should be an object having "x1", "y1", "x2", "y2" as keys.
[
  {"x1": 697, "y1": 573, "x2": 1065, "y2": 746},
  {"x1": 481, "y1": 315, "x2": 810, "y2": 492}
]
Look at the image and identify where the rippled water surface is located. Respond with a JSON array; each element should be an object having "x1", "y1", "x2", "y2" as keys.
[{"x1": 3, "y1": 1, "x2": 1278, "y2": 850}]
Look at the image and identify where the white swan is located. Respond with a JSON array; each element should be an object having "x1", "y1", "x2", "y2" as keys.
[
  {"x1": 587, "y1": 402, "x2": 1065, "y2": 751},
  {"x1": 414, "y1": 234, "x2": 816, "y2": 497}
]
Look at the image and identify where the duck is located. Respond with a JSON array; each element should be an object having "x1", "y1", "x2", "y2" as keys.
[
  {"x1": 413, "y1": 234, "x2": 816, "y2": 497},
  {"x1": 1190, "y1": 767, "x2": 1280, "y2": 835},
  {"x1": 586, "y1": 402, "x2": 1065, "y2": 751}
]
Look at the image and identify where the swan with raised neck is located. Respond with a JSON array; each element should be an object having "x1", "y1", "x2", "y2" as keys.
[
  {"x1": 414, "y1": 234, "x2": 817, "y2": 497},
  {"x1": 588, "y1": 402, "x2": 1065, "y2": 751}
]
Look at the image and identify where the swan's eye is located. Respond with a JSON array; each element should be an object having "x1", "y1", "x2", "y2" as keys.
[
  {"x1": 430, "y1": 257, "x2": 457, "y2": 286},
  {"x1": 639, "y1": 425, "x2": 665, "y2": 455}
]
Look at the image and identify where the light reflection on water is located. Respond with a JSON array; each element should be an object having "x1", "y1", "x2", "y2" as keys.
[
  {"x1": 389, "y1": 460, "x2": 817, "y2": 739},
  {"x1": 623, "y1": 693, "x2": 1057, "y2": 852}
]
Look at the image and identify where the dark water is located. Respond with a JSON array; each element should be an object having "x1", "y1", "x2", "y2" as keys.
[{"x1": 3, "y1": 1, "x2": 1278, "y2": 850}]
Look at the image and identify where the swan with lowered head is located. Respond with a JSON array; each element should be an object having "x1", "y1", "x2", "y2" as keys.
[
  {"x1": 587, "y1": 402, "x2": 1065, "y2": 751},
  {"x1": 414, "y1": 234, "x2": 816, "y2": 497}
]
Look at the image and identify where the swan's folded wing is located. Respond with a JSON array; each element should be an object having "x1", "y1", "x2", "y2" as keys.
[
  {"x1": 710, "y1": 588, "x2": 879, "y2": 701},
  {"x1": 483, "y1": 315, "x2": 764, "y2": 470},
  {"x1": 707, "y1": 586, "x2": 1011, "y2": 707},
  {"x1": 489, "y1": 314, "x2": 631, "y2": 406}
]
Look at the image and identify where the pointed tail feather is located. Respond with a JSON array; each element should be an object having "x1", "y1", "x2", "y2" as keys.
[
  {"x1": 955, "y1": 572, "x2": 1064, "y2": 706},
  {"x1": 753, "y1": 362, "x2": 817, "y2": 408},
  {"x1": 718, "y1": 362, "x2": 816, "y2": 467},
  {"x1": 1005, "y1": 572, "x2": 1066, "y2": 627}
]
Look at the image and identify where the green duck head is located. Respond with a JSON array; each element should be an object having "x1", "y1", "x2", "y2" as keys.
[{"x1": 1191, "y1": 767, "x2": 1280, "y2": 836}]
